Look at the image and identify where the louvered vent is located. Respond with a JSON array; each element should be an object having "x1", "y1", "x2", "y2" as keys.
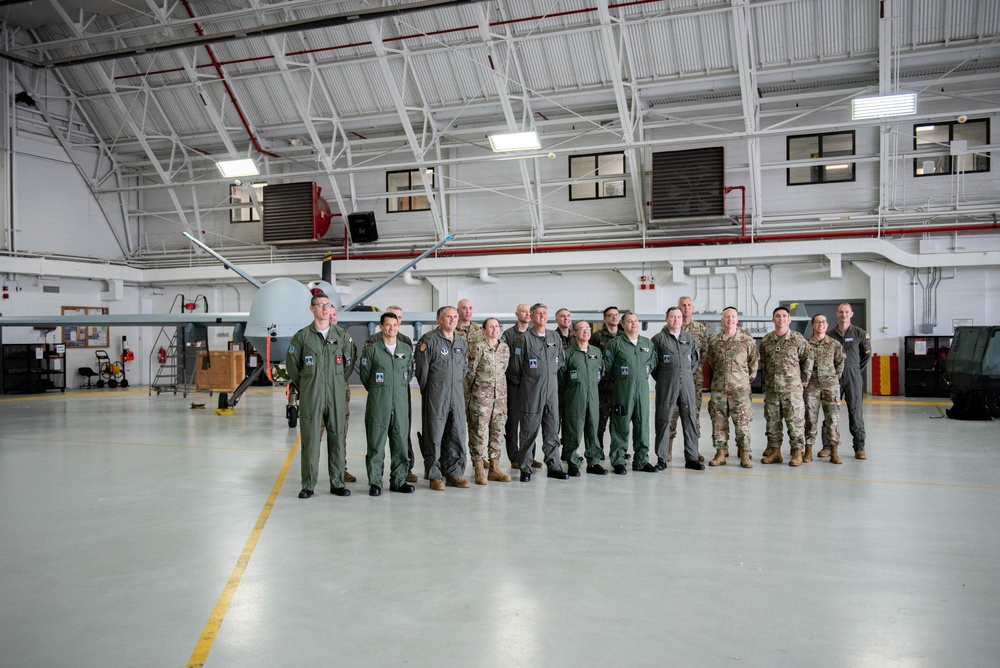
[
  {"x1": 650, "y1": 147, "x2": 725, "y2": 221},
  {"x1": 262, "y1": 182, "x2": 332, "y2": 244}
]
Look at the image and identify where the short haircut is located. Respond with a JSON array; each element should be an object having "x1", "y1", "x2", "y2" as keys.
[
  {"x1": 773, "y1": 306, "x2": 790, "y2": 316},
  {"x1": 437, "y1": 305, "x2": 456, "y2": 317},
  {"x1": 310, "y1": 292, "x2": 329, "y2": 306},
  {"x1": 481, "y1": 317, "x2": 499, "y2": 329},
  {"x1": 386, "y1": 305, "x2": 402, "y2": 313},
  {"x1": 555, "y1": 308, "x2": 571, "y2": 317},
  {"x1": 530, "y1": 303, "x2": 547, "y2": 314},
  {"x1": 603, "y1": 306, "x2": 619, "y2": 316},
  {"x1": 380, "y1": 312, "x2": 399, "y2": 325},
  {"x1": 573, "y1": 320, "x2": 591, "y2": 331},
  {"x1": 666, "y1": 306, "x2": 681, "y2": 316},
  {"x1": 811, "y1": 313, "x2": 827, "y2": 324},
  {"x1": 678, "y1": 295, "x2": 693, "y2": 304},
  {"x1": 621, "y1": 311, "x2": 638, "y2": 323},
  {"x1": 722, "y1": 306, "x2": 738, "y2": 314}
]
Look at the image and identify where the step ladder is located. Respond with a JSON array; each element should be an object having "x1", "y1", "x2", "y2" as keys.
[{"x1": 148, "y1": 294, "x2": 210, "y2": 397}]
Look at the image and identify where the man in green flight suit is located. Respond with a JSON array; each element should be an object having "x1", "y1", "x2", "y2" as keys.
[
  {"x1": 603, "y1": 312, "x2": 658, "y2": 474},
  {"x1": 359, "y1": 311, "x2": 415, "y2": 496},
  {"x1": 286, "y1": 292, "x2": 356, "y2": 498},
  {"x1": 559, "y1": 319, "x2": 607, "y2": 476}
]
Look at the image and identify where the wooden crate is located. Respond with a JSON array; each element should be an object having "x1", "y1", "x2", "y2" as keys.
[{"x1": 195, "y1": 351, "x2": 245, "y2": 392}]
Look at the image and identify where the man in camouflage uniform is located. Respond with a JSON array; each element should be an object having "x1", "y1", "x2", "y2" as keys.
[
  {"x1": 828, "y1": 302, "x2": 871, "y2": 460},
  {"x1": 559, "y1": 320, "x2": 606, "y2": 476},
  {"x1": 805, "y1": 314, "x2": 846, "y2": 464},
  {"x1": 591, "y1": 306, "x2": 621, "y2": 457},
  {"x1": 651, "y1": 307, "x2": 704, "y2": 471},
  {"x1": 603, "y1": 312, "x2": 658, "y2": 474},
  {"x1": 669, "y1": 296, "x2": 707, "y2": 462},
  {"x1": 456, "y1": 298, "x2": 484, "y2": 349},
  {"x1": 363, "y1": 305, "x2": 417, "y2": 483},
  {"x1": 555, "y1": 308, "x2": 573, "y2": 349},
  {"x1": 501, "y1": 303, "x2": 537, "y2": 467},
  {"x1": 759, "y1": 306, "x2": 814, "y2": 466},
  {"x1": 705, "y1": 307, "x2": 759, "y2": 468},
  {"x1": 415, "y1": 306, "x2": 470, "y2": 490},
  {"x1": 358, "y1": 312, "x2": 414, "y2": 496},
  {"x1": 464, "y1": 317, "x2": 512, "y2": 484}
]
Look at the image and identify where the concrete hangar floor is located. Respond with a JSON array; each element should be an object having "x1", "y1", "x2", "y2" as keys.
[{"x1": 1, "y1": 386, "x2": 997, "y2": 667}]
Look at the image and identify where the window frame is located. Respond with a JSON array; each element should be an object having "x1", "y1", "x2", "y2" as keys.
[
  {"x1": 229, "y1": 182, "x2": 266, "y2": 223},
  {"x1": 386, "y1": 168, "x2": 434, "y2": 212},
  {"x1": 568, "y1": 151, "x2": 627, "y2": 201},
  {"x1": 912, "y1": 118, "x2": 990, "y2": 177},
  {"x1": 785, "y1": 131, "x2": 856, "y2": 186}
]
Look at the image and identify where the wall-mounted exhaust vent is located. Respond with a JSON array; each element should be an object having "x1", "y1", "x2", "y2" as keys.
[
  {"x1": 262, "y1": 182, "x2": 333, "y2": 244},
  {"x1": 650, "y1": 147, "x2": 725, "y2": 223}
]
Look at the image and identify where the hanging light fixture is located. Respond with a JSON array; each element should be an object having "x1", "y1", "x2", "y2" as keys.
[
  {"x1": 488, "y1": 131, "x2": 540, "y2": 153},
  {"x1": 217, "y1": 158, "x2": 259, "y2": 178},
  {"x1": 851, "y1": 93, "x2": 916, "y2": 120}
]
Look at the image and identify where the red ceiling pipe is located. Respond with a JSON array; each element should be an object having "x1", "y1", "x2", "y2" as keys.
[
  {"x1": 179, "y1": 0, "x2": 280, "y2": 159},
  {"x1": 724, "y1": 185, "x2": 746, "y2": 237},
  {"x1": 324, "y1": 221, "x2": 999, "y2": 261},
  {"x1": 116, "y1": 0, "x2": 664, "y2": 81}
]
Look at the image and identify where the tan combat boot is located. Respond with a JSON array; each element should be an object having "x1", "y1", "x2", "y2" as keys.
[
  {"x1": 488, "y1": 458, "x2": 512, "y2": 482},
  {"x1": 343, "y1": 470, "x2": 357, "y2": 483},
  {"x1": 803, "y1": 444, "x2": 813, "y2": 462},
  {"x1": 709, "y1": 449, "x2": 727, "y2": 466},
  {"x1": 789, "y1": 447, "x2": 803, "y2": 467},
  {"x1": 817, "y1": 447, "x2": 832, "y2": 458},
  {"x1": 473, "y1": 459, "x2": 488, "y2": 485},
  {"x1": 761, "y1": 446, "x2": 783, "y2": 464},
  {"x1": 739, "y1": 448, "x2": 753, "y2": 468},
  {"x1": 447, "y1": 476, "x2": 471, "y2": 488},
  {"x1": 855, "y1": 448, "x2": 867, "y2": 460},
  {"x1": 830, "y1": 444, "x2": 843, "y2": 464}
]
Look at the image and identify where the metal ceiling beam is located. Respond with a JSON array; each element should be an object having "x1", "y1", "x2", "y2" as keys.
[
  {"x1": 366, "y1": 20, "x2": 446, "y2": 238},
  {"x1": 730, "y1": 0, "x2": 763, "y2": 238}
]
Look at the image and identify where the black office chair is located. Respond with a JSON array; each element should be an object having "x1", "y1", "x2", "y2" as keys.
[{"x1": 78, "y1": 367, "x2": 98, "y2": 389}]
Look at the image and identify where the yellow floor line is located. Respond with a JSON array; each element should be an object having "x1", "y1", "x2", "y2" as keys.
[
  {"x1": 186, "y1": 436, "x2": 299, "y2": 668},
  {"x1": 669, "y1": 467, "x2": 1000, "y2": 490}
]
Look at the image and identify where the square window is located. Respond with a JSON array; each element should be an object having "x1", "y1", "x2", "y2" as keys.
[
  {"x1": 569, "y1": 152, "x2": 627, "y2": 201},
  {"x1": 787, "y1": 132, "x2": 855, "y2": 186},
  {"x1": 387, "y1": 169, "x2": 433, "y2": 212},
  {"x1": 914, "y1": 119, "x2": 990, "y2": 176}
]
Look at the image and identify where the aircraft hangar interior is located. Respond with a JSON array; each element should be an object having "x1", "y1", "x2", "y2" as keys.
[{"x1": 1, "y1": 0, "x2": 998, "y2": 666}]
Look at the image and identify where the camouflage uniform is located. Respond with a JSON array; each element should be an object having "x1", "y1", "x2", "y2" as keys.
[
  {"x1": 464, "y1": 337, "x2": 509, "y2": 461},
  {"x1": 670, "y1": 319, "x2": 709, "y2": 440},
  {"x1": 456, "y1": 322, "x2": 485, "y2": 351},
  {"x1": 804, "y1": 336, "x2": 846, "y2": 450},
  {"x1": 705, "y1": 329, "x2": 759, "y2": 454},
  {"x1": 591, "y1": 326, "x2": 620, "y2": 449},
  {"x1": 759, "y1": 330, "x2": 814, "y2": 458}
]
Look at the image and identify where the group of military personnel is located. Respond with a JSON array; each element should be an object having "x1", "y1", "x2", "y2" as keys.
[{"x1": 285, "y1": 291, "x2": 871, "y2": 498}]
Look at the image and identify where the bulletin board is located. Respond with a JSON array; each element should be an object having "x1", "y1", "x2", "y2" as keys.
[{"x1": 61, "y1": 306, "x2": 110, "y2": 348}]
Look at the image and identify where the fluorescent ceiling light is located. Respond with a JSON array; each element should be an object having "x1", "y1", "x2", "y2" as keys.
[
  {"x1": 826, "y1": 164, "x2": 851, "y2": 170},
  {"x1": 851, "y1": 93, "x2": 916, "y2": 120},
  {"x1": 488, "y1": 131, "x2": 540, "y2": 152},
  {"x1": 217, "y1": 158, "x2": 259, "y2": 178}
]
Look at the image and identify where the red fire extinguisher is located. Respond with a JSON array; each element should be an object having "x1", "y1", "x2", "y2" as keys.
[{"x1": 157, "y1": 347, "x2": 167, "y2": 364}]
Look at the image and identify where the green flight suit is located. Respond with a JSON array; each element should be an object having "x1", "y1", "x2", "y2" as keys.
[
  {"x1": 559, "y1": 343, "x2": 604, "y2": 466},
  {"x1": 603, "y1": 335, "x2": 657, "y2": 467},
  {"x1": 359, "y1": 337, "x2": 414, "y2": 489},
  {"x1": 286, "y1": 323, "x2": 356, "y2": 492}
]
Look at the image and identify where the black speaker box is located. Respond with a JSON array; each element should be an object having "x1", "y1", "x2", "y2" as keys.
[{"x1": 347, "y1": 211, "x2": 378, "y2": 243}]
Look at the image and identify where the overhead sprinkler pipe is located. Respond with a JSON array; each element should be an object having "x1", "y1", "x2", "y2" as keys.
[{"x1": 724, "y1": 185, "x2": 747, "y2": 237}]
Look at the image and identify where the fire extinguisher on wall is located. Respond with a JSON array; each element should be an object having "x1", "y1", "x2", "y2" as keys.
[{"x1": 157, "y1": 347, "x2": 167, "y2": 365}]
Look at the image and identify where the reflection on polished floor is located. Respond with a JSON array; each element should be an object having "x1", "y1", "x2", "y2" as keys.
[{"x1": 1, "y1": 387, "x2": 998, "y2": 667}]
